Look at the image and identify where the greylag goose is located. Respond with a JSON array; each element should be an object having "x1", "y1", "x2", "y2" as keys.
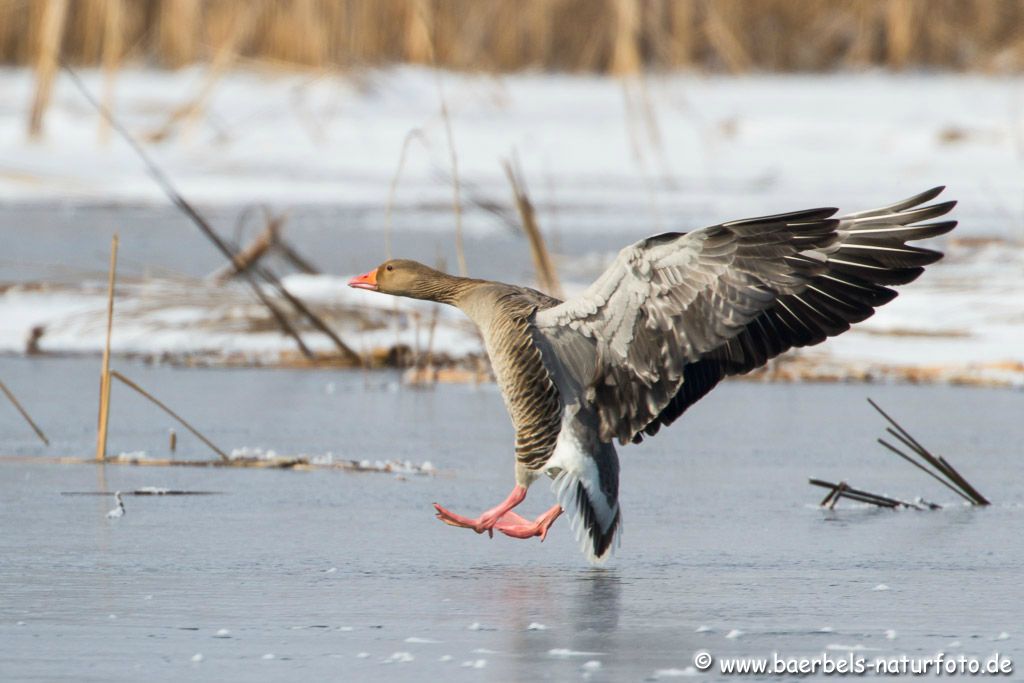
[{"x1": 349, "y1": 187, "x2": 955, "y2": 562}]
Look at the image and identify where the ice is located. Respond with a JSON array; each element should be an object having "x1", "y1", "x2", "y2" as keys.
[
  {"x1": 885, "y1": 630, "x2": 897, "y2": 640},
  {"x1": 694, "y1": 625, "x2": 712, "y2": 633},
  {"x1": 872, "y1": 584, "x2": 891, "y2": 592},
  {"x1": 652, "y1": 667, "x2": 699, "y2": 678},
  {"x1": 382, "y1": 652, "x2": 414, "y2": 664},
  {"x1": 190, "y1": 653, "x2": 203, "y2": 663},
  {"x1": 995, "y1": 632, "x2": 1010, "y2": 641},
  {"x1": 581, "y1": 660, "x2": 602, "y2": 671},
  {"x1": 461, "y1": 659, "x2": 487, "y2": 669},
  {"x1": 261, "y1": 653, "x2": 275, "y2": 660},
  {"x1": 404, "y1": 637, "x2": 440, "y2": 644},
  {"x1": 548, "y1": 648, "x2": 606, "y2": 657},
  {"x1": 724, "y1": 629, "x2": 742, "y2": 639},
  {"x1": 2, "y1": 357, "x2": 1021, "y2": 681},
  {"x1": 213, "y1": 629, "x2": 230, "y2": 638},
  {"x1": 526, "y1": 622, "x2": 548, "y2": 631}
]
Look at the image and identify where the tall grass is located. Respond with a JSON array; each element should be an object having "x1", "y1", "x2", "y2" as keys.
[{"x1": 4, "y1": 0, "x2": 1024, "y2": 73}]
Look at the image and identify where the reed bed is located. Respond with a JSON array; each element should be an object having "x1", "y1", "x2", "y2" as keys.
[{"x1": 5, "y1": 0, "x2": 1024, "y2": 74}]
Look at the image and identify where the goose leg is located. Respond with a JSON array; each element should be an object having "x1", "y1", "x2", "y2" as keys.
[
  {"x1": 434, "y1": 485, "x2": 527, "y2": 537},
  {"x1": 494, "y1": 505, "x2": 563, "y2": 541}
]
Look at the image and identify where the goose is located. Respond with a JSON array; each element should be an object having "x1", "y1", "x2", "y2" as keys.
[
  {"x1": 106, "y1": 491, "x2": 125, "y2": 519},
  {"x1": 349, "y1": 187, "x2": 955, "y2": 562}
]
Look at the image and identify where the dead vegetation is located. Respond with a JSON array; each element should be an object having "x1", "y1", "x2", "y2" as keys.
[
  {"x1": 810, "y1": 398, "x2": 989, "y2": 511},
  {"x1": 0, "y1": 379, "x2": 50, "y2": 445},
  {"x1": 7, "y1": 0, "x2": 1024, "y2": 73}
]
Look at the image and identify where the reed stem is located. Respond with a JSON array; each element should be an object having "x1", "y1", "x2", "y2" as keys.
[
  {"x1": 109, "y1": 371, "x2": 229, "y2": 462},
  {"x1": 95, "y1": 234, "x2": 118, "y2": 461},
  {"x1": 0, "y1": 380, "x2": 50, "y2": 446}
]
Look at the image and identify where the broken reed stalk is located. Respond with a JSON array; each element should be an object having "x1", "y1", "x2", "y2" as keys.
[
  {"x1": 0, "y1": 380, "x2": 50, "y2": 446},
  {"x1": 61, "y1": 63, "x2": 359, "y2": 364},
  {"x1": 109, "y1": 371, "x2": 229, "y2": 462},
  {"x1": 868, "y1": 398, "x2": 989, "y2": 506},
  {"x1": 27, "y1": 0, "x2": 68, "y2": 138},
  {"x1": 213, "y1": 215, "x2": 281, "y2": 284},
  {"x1": 876, "y1": 433, "x2": 974, "y2": 505},
  {"x1": 95, "y1": 234, "x2": 118, "y2": 461},
  {"x1": 502, "y1": 155, "x2": 563, "y2": 298},
  {"x1": 809, "y1": 478, "x2": 924, "y2": 510},
  {"x1": 273, "y1": 232, "x2": 319, "y2": 275}
]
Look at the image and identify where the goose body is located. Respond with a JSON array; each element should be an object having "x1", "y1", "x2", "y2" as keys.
[{"x1": 350, "y1": 187, "x2": 956, "y2": 563}]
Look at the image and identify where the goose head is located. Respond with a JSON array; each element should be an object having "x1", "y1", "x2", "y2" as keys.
[{"x1": 348, "y1": 259, "x2": 460, "y2": 302}]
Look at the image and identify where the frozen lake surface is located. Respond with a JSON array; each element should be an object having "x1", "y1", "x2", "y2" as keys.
[{"x1": 0, "y1": 356, "x2": 1020, "y2": 681}]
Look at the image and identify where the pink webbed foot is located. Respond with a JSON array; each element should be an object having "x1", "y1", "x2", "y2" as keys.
[
  {"x1": 434, "y1": 485, "x2": 528, "y2": 538},
  {"x1": 495, "y1": 505, "x2": 563, "y2": 541}
]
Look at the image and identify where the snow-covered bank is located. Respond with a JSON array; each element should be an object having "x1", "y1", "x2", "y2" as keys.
[
  {"x1": 1, "y1": 66, "x2": 1023, "y2": 239},
  {"x1": 0, "y1": 273, "x2": 481, "y2": 364}
]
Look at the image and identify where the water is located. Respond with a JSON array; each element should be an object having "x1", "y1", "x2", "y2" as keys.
[
  {"x1": 0, "y1": 203, "x2": 652, "y2": 286},
  {"x1": 1, "y1": 356, "x2": 1021, "y2": 681}
]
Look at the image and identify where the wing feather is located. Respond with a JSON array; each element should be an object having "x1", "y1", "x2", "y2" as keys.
[{"x1": 535, "y1": 187, "x2": 955, "y2": 445}]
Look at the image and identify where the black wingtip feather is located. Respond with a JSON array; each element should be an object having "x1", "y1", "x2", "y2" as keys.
[{"x1": 626, "y1": 188, "x2": 955, "y2": 444}]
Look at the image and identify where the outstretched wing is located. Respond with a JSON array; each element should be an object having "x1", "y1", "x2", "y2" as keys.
[{"x1": 534, "y1": 187, "x2": 956, "y2": 445}]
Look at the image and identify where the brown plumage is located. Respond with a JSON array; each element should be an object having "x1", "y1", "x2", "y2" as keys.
[{"x1": 350, "y1": 187, "x2": 956, "y2": 563}]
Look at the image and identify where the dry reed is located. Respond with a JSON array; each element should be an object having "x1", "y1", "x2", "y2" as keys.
[
  {"x1": 809, "y1": 398, "x2": 989, "y2": 510},
  {"x1": 94, "y1": 233, "x2": 117, "y2": 461},
  {"x1": 26, "y1": 0, "x2": 67, "y2": 138},
  {"x1": 109, "y1": 370, "x2": 230, "y2": 461},
  {"x1": 9, "y1": 1, "x2": 1024, "y2": 74},
  {"x1": 0, "y1": 380, "x2": 50, "y2": 446},
  {"x1": 503, "y1": 155, "x2": 563, "y2": 298}
]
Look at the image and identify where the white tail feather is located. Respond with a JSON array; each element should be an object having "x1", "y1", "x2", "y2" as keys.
[{"x1": 551, "y1": 470, "x2": 621, "y2": 565}]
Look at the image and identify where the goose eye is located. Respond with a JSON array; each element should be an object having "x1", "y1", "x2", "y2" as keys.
[{"x1": 386, "y1": 265, "x2": 394, "y2": 272}]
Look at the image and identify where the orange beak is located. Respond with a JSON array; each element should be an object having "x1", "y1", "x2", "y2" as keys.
[{"x1": 348, "y1": 268, "x2": 379, "y2": 291}]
